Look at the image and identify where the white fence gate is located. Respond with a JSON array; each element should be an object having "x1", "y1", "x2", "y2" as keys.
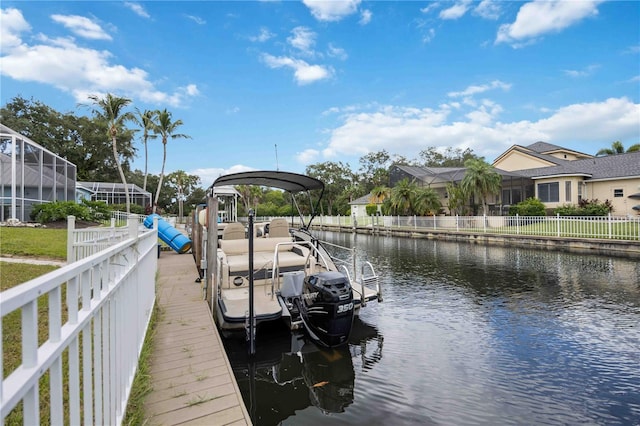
[{"x1": 1, "y1": 216, "x2": 158, "y2": 425}]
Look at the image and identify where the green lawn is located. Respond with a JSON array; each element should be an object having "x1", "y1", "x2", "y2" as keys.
[{"x1": 0, "y1": 227, "x2": 67, "y2": 259}]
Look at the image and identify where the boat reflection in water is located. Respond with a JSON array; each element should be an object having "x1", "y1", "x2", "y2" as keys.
[{"x1": 223, "y1": 317, "x2": 383, "y2": 425}]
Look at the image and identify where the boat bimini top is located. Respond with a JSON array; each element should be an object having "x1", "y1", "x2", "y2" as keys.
[{"x1": 209, "y1": 170, "x2": 325, "y2": 230}]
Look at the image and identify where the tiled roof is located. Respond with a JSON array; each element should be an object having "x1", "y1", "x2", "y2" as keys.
[{"x1": 513, "y1": 151, "x2": 640, "y2": 180}]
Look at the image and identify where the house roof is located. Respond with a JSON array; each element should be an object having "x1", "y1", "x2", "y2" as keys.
[
  {"x1": 516, "y1": 151, "x2": 640, "y2": 180},
  {"x1": 492, "y1": 141, "x2": 592, "y2": 167}
]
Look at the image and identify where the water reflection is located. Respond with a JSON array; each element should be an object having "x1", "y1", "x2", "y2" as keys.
[{"x1": 223, "y1": 317, "x2": 383, "y2": 425}]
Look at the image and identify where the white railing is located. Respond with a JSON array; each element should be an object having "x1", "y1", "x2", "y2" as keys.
[
  {"x1": 67, "y1": 215, "x2": 142, "y2": 263},
  {"x1": 1, "y1": 217, "x2": 158, "y2": 425},
  {"x1": 309, "y1": 214, "x2": 640, "y2": 241}
]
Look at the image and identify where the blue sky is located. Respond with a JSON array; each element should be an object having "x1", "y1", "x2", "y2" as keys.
[{"x1": 1, "y1": 1, "x2": 639, "y2": 187}]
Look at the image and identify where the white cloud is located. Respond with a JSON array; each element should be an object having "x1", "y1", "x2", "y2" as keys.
[
  {"x1": 124, "y1": 2, "x2": 150, "y2": 19},
  {"x1": 302, "y1": 0, "x2": 361, "y2": 22},
  {"x1": 249, "y1": 27, "x2": 274, "y2": 43},
  {"x1": 422, "y1": 28, "x2": 436, "y2": 44},
  {"x1": 447, "y1": 80, "x2": 511, "y2": 98},
  {"x1": 1, "y1": 10, "x2": 197, "y2": 107},
  {"x1": 191, "y1": 165, "x2": 255, "y2": 187},
  {"x1": 261, "y1": 53, "x2": 333, "y2": 85},
  {"x1": 184, "y1": 14, "x2": 206, "y2": 25},
  {"x1": 0, "y1": 8, "x2": 31, "y2": 51},
  {"x1": 318, "y1": 97, "x2": 639, "y2": 162},
  {"x1": 439, "y1": 1, "x2": 472, "y2": 20},
  {"x1": 563, "y1": 64, "x2": 599, "y2": 78},
  {"x1": 327, "y1": 43, "x2": 348, "y2": 60},
  {"x1": 474, "y1": 0, "x2": 501, "y2": 20},
  {"x1": 496, "y1": 0, "x2": 602, "y2": 46},
  {"x1": 296, "y1": 148, "x2": 320, "y2": 164},
  {"x1": 359, "y1": 9, "x2": 372, "y2": 25},
  {"x1": 288, "y1": 26, "x2": 316, "y2": 54},
  {"x1": 51, "y1": 14, "x2": 112, "y2": 40}
]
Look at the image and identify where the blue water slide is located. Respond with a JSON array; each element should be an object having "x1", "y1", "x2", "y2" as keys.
[{"x1": 144, "y1": 214, "x2": 192, "y2": 254}]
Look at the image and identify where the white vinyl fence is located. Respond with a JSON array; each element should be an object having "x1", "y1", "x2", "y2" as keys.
[
  {"x1": 311, "y1": 214, "x2": 640, "y2": 241},
  {"x1": 1, "y1": 216, "x2": 158, "y2": 425}
]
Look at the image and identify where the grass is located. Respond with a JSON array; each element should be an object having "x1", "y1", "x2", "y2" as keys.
[
  {"x1": 123, "y1": 302, "x2": 160, "y2": 426},
  {"x1": 0, "y1": 227, "x2": 67, "y2": 259}
]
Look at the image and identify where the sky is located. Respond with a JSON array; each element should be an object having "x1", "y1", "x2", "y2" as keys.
[{"x1": 1, "y1": 0, "x2": 639, "y2": 188}]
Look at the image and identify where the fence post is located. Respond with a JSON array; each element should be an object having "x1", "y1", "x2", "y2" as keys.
[
  {"x1": 516, "y1": 214, "x2": 520, "y2": 235},
  {"x1": 433, "y1": 213, "x2": 437, "y2": 230},
  {"x1": 67, "y1": 215, "x2": 75, "y2": 264},
  {"x1": 483, "y1": 214, "x2": 487, "y2": 233},
  {"x1": 608, "y1": 213, "x2": 612, "y2": 239},
  {"x1": 557, "y1": 213, "x2": 561, "y2": 237},
  {"x1": 414, "y1": 215, "x2": 417, "y2": 230},
  {"x1": 128, "y1": 215, "x2": 138, "y2": 239},
  {"x1": 456, "y1": 214, "x2": 459, "y2": 232}
]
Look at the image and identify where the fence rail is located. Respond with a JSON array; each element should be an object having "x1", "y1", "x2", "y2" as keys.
[
  {"x1": 1, "y1": 216, "x2": 158, "y2": 425},
  {"x1": 309, "y1": 214, "x2": 640, "y2": 241}
]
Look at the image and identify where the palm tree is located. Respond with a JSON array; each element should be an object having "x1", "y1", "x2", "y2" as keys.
[
  {"x1": 414, "y1": 187, "x2": 441, "y2": 215},
  {"x1": 446, "y1": 182, "x2": 469, "y2": 215},
  {"x1": 369, "y1": 185, "x2": 390, "y2": 205},
  {"x1": 88, "y1": 93, "x2": 134, "y2": 213},
  {"x1": 152, "y1": 109, "x2": 190, "y2": 213},
  {"x1": 389, "y1": 178, "x2": 417, "y2": 215},
  {"x1": 596, "y1": 141, "x2": 640, "y2": 156},
  {"x1": 460, "y1": 159, "x2": 502, "y2": 215},
  {"x1": 132, "y1": 109, "x2": 158, "y2": 191}
]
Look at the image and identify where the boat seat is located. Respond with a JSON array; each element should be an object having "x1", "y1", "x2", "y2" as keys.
[
  {"x1": 222, "y1": 222, "x2": 245, "y2": 240},
  {"x1": 218, "y1": 237, "x2": 310, "y2": 288},
  {"x1": 268, "y1": 218, "x2": 290, "y2": 238}
]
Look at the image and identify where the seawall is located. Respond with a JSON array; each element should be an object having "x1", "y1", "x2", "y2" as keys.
[{"x1": 311, "y1": 224, "x2": 640, "y2": 259}]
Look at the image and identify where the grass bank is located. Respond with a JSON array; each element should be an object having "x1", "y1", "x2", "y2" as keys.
[{"x1": 0, "y1": 227, "x2": 67, "y2": 259}]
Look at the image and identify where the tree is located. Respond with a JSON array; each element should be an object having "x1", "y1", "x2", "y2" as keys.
[
  {"x1": 132, "y1": 109, "x2": 158, "y2": 191},
  {"x1": 596, "y1": 141, "x2": 640, "y2": 156},
  {"x1": 152, "y1": 109, "x2": 190, "y2": 213},
  {"x1": 1, "y1": 96, "x2": 135, "y2": 181},
  {"x1": 418, "y1": 146, "x2": 481, "y2": 167},
  {"x1": 166, "y1": 170, "x2": 200, "y2": 220},
  {"x1": 446, "y1": 182, "x2": 469, "y2": 215},
  {"x1": 306, "y1": 161, "x2": 354, "y2": 215},
  {"x1": 414, "y1": 187, "x2": 441, "y2": 215},
  {"x1": 358, "y1": 150, "x2": 391, "y2": 194},
  {"x1": 389, "y1": 178, "x2": 417, "y2": 215},
  {"x1": 460, "y1": 159, "x2": 502, "y2": 215},
  {"x1": 88, "y1": 94, "x2": 135, "y2": 213}
]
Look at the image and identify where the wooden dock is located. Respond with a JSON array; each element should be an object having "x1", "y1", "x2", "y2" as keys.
[{"x1": 144, "y1": 249, "x2": 251, "y2": 425}]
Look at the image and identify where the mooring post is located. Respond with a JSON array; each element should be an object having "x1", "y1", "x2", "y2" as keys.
[{"x1": 248, "y1": 209, "x2": 256, "y2": 356}]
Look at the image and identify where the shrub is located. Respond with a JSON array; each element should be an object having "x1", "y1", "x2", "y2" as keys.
[
  {"x1": 365, "y1": 204, "x2": 378, "y2": 216},
  {"x1": 30, "y1": 201, "x2": 91, "y2": 223},
  {"x1": 509, "y1": 198, "x2": 546, "y2": 216},
  {"x1": 555, "y1": 199, "x2": 613, "y2": 216}
]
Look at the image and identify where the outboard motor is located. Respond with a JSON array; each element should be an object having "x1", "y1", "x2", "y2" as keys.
[{"x1": 298, "y1": 271, "x2": 354, "y2": 347}]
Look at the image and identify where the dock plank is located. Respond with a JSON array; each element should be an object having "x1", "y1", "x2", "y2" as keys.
[{"x1": 144, "y1": 249, "x2": 251, "y2": 425}]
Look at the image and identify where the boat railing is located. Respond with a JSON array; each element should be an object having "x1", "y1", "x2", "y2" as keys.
[{"x1": 271, "y1": 240, "x2": 334, "y2": 297}]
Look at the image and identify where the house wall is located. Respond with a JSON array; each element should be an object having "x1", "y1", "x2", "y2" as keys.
[
  {"x1": 546, "y1": 151, "x2": 590, "y2": 161},
  {"x1": 534, "y1": 176, "x2": 640, "y2": 216},
  {"x1": 586, "y1": 178, "x2": 640, "y2": 216},
  {"x1": 493, "y1": 150, "x2": 555, "y2": 171}
]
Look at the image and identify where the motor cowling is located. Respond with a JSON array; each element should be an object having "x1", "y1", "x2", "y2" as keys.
[{"x1": 301, "y1": 271, "x2": 354, "y2": 347}]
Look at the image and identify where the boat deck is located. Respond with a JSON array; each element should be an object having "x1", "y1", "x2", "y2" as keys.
[{"x1": 144, "y1": 249, "x2": 251, "y2": 425}]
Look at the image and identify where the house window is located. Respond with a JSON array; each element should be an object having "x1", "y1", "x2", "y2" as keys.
[
  {"x1": 614, "y1": 189, "x2": 624, "y2": 198},
  {"x1": 538, "y1": 182, "x2": 559, "y2": 202},
  {"x1": 565, "y1": 181, "x2": 571, "y2": 202},
  {"x1": 578, "y1": 182, "x2": 584, "y2": 202}
]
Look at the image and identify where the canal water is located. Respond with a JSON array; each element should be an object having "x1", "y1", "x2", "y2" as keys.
[{"x1": 222, "y1": 232, "x2": 640, "y2": 425}]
